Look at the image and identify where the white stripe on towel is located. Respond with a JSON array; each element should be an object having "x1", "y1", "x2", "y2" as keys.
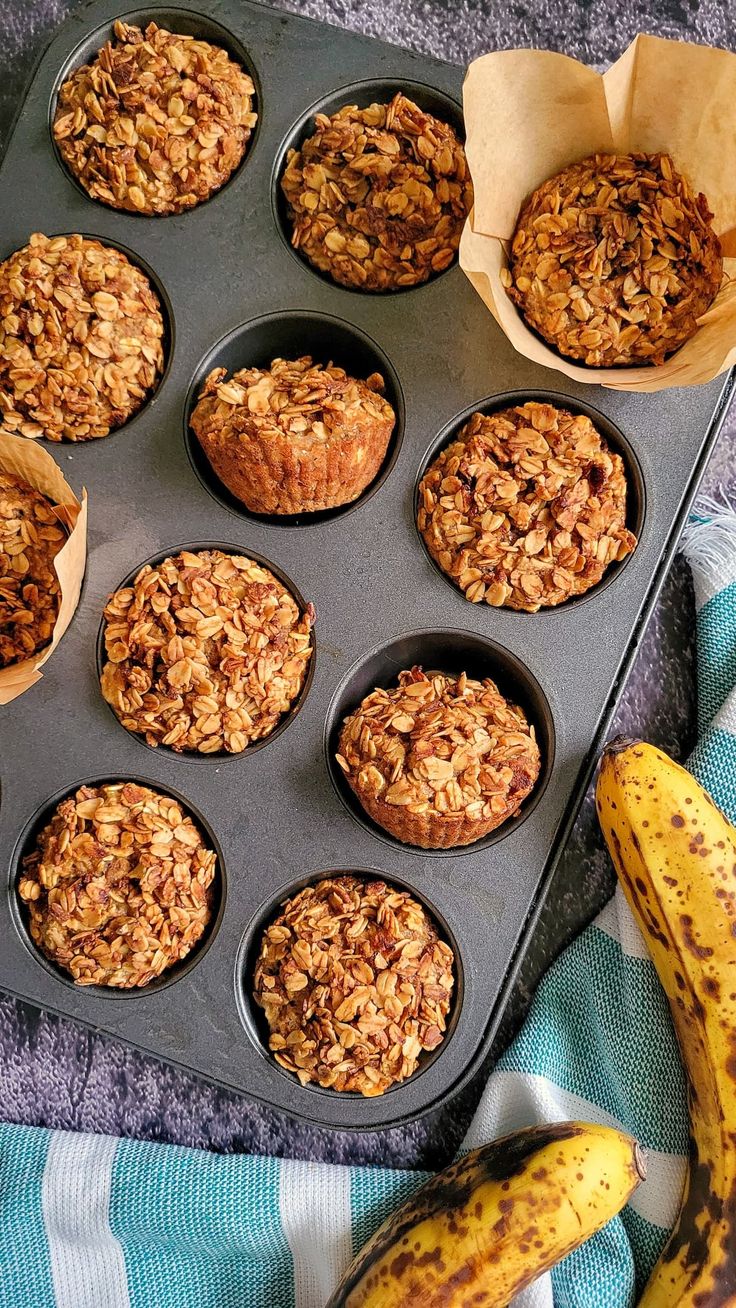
[
  {"x1": 464, "y1": 1071, "x2": 686, "y2": 1229},
  {"x1": 594, "y1": 888, "x2": 650, "y2": 960},
  {"x1": 279, "y1": 1159, "x2": 353, "y2": 1308},
  {"x1": 714, "y1": 690, "x2": 736, "y2": 738},
  {"x1": 41, "y1": 1131, "x2": 130, "y2": 1308}
]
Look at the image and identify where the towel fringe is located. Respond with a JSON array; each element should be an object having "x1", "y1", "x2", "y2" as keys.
[{"x1": 681, "y1": 490, "x2": 736, "y2": 597}]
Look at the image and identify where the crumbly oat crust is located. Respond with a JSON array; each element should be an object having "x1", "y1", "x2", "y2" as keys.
[
  {"x1": 18, "y1": 781, "x2": 216, "y2": 988},
  {"x1": 0, "y1": 233, "x2": 164, "y2": 442},
  {"x1": 0, "y1": 471, "x2": 66, "y2": 667},
  {"x1": 337, "y1": 667, "x2": 541, "y2": 848},
  {"x1": 190, "y1": 356, "x2": 396, "y2": 514},
  {"x1": 503, "y1": 152, "x2": 722, "y2": 367},
  {"x1": 253, "y1": 875, "x2": 455, "y2": 1095},
  {"x1": 53, "y1": 20, "x2": 257, "y2": 216},
  {"x1": 281, "y1": 92, "x2": 473, "y2": 290},
  {"x1": 417, "y1": 402, "x2": 637, "y2": 612},
  {"x1": 100, "y1": 548, "x2": 314, "y2": 754}
]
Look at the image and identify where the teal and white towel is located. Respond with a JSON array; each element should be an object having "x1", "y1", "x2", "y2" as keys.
[{"x1": 2, "y1": 499, "x2": 736, "y2": 1308}]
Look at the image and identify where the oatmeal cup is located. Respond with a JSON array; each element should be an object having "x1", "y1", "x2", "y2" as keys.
[
  {"x1": 417, "y1": 400, "x2": 637, "y2": 611},
  {"x1": 53, "y1": 20, "x2": 257, "y2": 216},
  {"x1": 100, "y1": 548, "x2": 314, "y2": 754},
  {"x1": 336, "y1": 667, "x2": 541, "y2": 849},
  {"x1": 17, "y1": 781, "x2": 217, "y2": 989},
  {"x1": 252, "y1": 875, "x2": 455, "y2": 1095},
  {"x1": 0, "y1": 471, "x2": 67, "y2": 667},
  {"x1": 189, "y1": 356, "x2": 396, "y2": 514},
  {"x1": 504, "y1": 153, "x2": 722, "y2": 368},
  {"x1": 281, "y1": 91, "x2": 473, "y2": 291},
  {"x1": 0, "y1": 233, "x2": 165, "y2": 442}
]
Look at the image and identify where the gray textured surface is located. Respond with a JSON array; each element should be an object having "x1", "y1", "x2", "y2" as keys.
[{"x1": 0, "y1": 0, "x2": 734, "y2": 1170}]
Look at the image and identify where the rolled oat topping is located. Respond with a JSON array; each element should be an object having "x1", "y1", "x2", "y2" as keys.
[
  {"x1": 337, "y1": 667, "x2": 541, "y2": 848},
  {"x1": 53, "y1": 20, "x2": 257, "y2": 216},
  {"x1": 417, "y1": 402, "x2": 637, "y2": 611},
  {"x1": 281, "y1": 92, "x2": 473, "y2": 290},
  {"x1": 190, "y1": 356, "x2": 396, "y2": 514},
  {"x1": 253, "y1": 875, "x2": 455, "y2": 1095},
  {"x1": 0, "y1": 233, "x2": 165, "y2": 442},
  {"x1": 100, "y1": 549, "x2": 314, "y2": 754},
  {"x1": 503, "y1": 152, "x2": 722, "y2": 367},
  {"x1": 0, "y1": 471, "x2": 65, "y2": 667},
  {"x1": 18, "y1": 782, "x2": 217, "y2": 988}
]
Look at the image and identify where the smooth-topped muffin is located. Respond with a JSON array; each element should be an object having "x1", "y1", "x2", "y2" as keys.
[
  {"x1": 503, "y1": 152, "x2": 722, "y2": 367},
  {"x1": 281, "y1": 92, "x2": 473, "y2": 290},
  {"x1": 53, "y1": 20, "x2": 257, "y2": 215},
  {"x1": 190, "y1": 356, "x2": 395, "y2": 514},
  {"x1": 337, "y1": 667, "x2": 541, "y2": 848},
  {"x1": 253, "y1": 875, "x2": 455, "y2": 1095},
  {"x1": 417, "y1": 401, "x2": 637, "y2": 611}
]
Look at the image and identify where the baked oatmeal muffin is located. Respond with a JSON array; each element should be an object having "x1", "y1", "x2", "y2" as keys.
[
  {"x1": 337, "y1": 667, "x2": 541, "y2": 848},
  {"x1": 53, "y1": 20, "x2": 257, "y2": 215},
  {"x1": 417, "y1": 401, "x2": 637, "y2": 612},
  {"x1": 253, "y1": 875, "x2": 455, "y2": 1095},
  {"x1": 504, "y1": 152, "x2": 722, "y2": 367},
  {"x1": 17, "y1": 781, "x2": 217, "y2": 988},
  {"x1": 100, "y1": 548, "x2": 314, "y2": 754},
  {"x1": 190, "y1": 356, "x2": 396, "y2": 514},
  {"x1": 0, "y1": 471, "x2": 66, "y2": 666},
  {"x1": 281, "y1": 92, "x2": 473, "y2": 290},
  {"x1": 0, "y1": 233, "x2": 164, "y2": 442}
]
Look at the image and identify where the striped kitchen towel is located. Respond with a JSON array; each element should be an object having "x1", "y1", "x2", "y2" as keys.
[{"x1": 1, "y1": 497, "x2": 735, "y2": 1308}]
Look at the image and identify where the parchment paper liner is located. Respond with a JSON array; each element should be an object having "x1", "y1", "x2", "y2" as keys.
[
  {"x1": 0, "y1": 431, "x2": 87, "y2": 704},
  {"x1": 459, "y1": 34, "x2": 736, "y2": 392}
]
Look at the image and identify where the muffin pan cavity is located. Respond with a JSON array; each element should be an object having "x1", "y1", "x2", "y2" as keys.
[
  {"x1": 10, "y1": 775, "x2": 226, "y2": 998},
  {"x1": 272, "y1": 78, "x2": 467, "y2": 294},
  {"x1": 414, "y1": 390, "x2": 646, "y2": 613},
  {"x1": 184, "y1": 311, "x2": 405, "y2": 525},
  {"x1": 0, "y1": 0, "x2": 733, "y2": 1132},
  {"x1": 235, "y1": 867, "x2": 464, "y2": 1096},
  {"x1": 325, "y1": 629, "x2": 555, "y2": 855},
  {"x1": 49, "y1": 8, "x2": 262, "y2": 213},
  {"x1": 95, "y1": 541, "x2": 316, "y2": 760}
]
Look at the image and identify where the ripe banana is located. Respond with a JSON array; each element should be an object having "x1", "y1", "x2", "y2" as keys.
[
  {"x1": 597, "y1": 737, "x2": 736, "y2": 1307},
  {"x1": 327, "y1": 1120, "x2": 644, "y2": 1308}
]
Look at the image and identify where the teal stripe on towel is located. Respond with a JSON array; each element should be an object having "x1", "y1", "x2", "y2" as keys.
[{"x1": 0, "y1": 1123, "x2": 54, "y2": 1308}]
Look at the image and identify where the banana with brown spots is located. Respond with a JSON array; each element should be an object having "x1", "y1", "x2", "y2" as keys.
[
  {"x1": 597, "y1": 737, "x2": 736, "y2": 1306},
  {"x1": 327, "y1": 1120, "x2": 644, "y2": 1307}
]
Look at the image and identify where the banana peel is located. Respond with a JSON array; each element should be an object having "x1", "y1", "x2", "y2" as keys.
[
  {"x1": 327, "y1": 1120, "x2": 644, "y2": 1308},
  {"x1": 597, "y1": 737, "x2": 736, "y2": 1306}
]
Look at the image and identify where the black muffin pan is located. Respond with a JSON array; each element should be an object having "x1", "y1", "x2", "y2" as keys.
[{"x1": 0, "y1": 0, "x2": 732, "y2": 1131}]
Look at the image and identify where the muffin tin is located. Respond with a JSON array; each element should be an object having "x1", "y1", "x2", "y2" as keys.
[{"x1": 0, "y1": 0, "x2": 733, "y2": 1130}]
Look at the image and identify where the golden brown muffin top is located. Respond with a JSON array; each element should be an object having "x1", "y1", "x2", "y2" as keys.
[
  {"x1": 0, "y1": 471, "x2": 66, "y2": 667},
  {"x1": 53, "y1": 20, "x2": 257, "y2": 215},
  {"x1": 18, "y1": 782, "x2": 217, "y2": 988},
  {"x1": 337, "y1": 667, "x2": 540, "y2": 827},
  {"x1": 417, "y1": 402, "x2": 637, "y2": 611},
  {"x1": 281, "y1": 92, "x2": 473, "y2": 290},
  {"x1": 253, "y1": 875, "x2": 455, "y2": 1095},
  {"x1": 503, "y1": 152, "x2": 722, "y2": 367}
]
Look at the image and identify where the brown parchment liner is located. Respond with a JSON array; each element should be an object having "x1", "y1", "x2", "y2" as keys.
[
  {"x1": 0, "y1": 431, "x2": 87, "y2": 704},
  {"x1": 459, "y1": 35, "x2": 736, "y2": 392}
]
